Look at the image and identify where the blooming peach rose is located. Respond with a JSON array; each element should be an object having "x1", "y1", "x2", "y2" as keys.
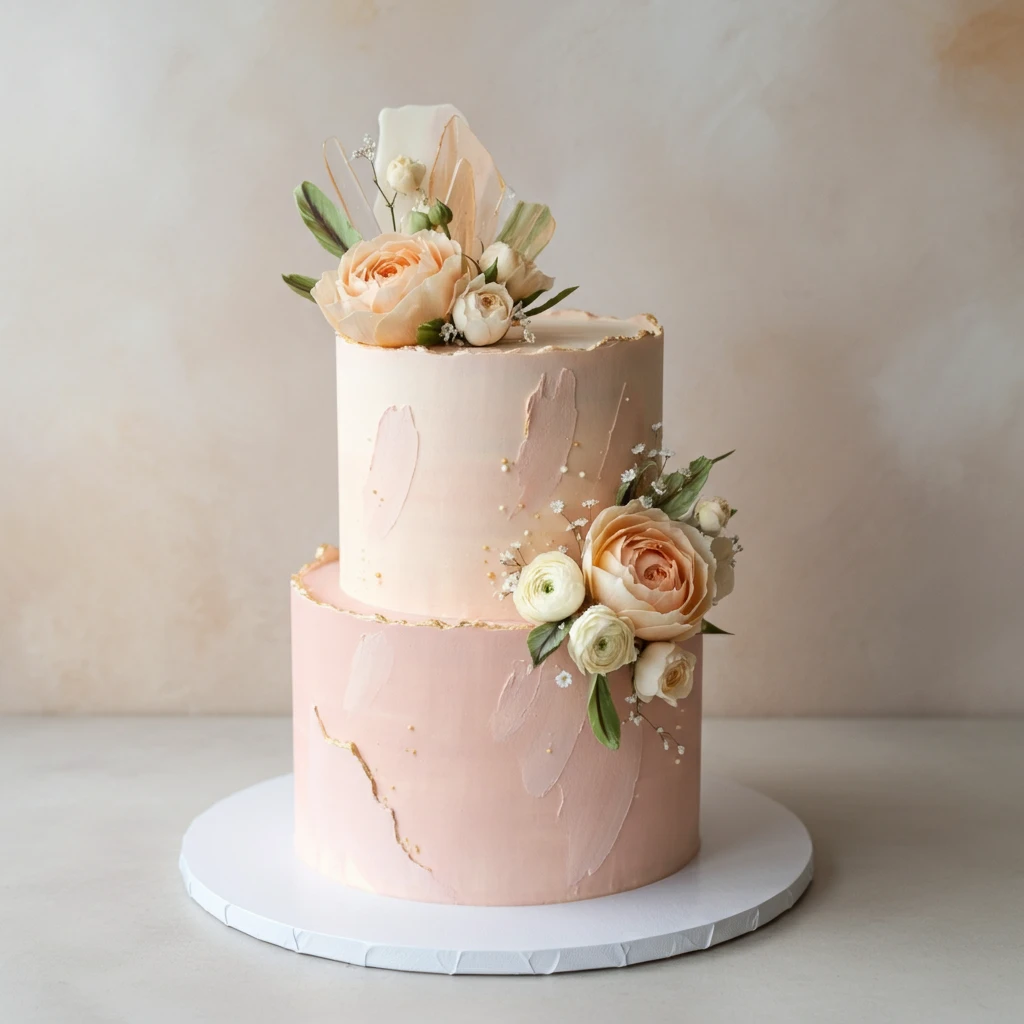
[
  {"x1": 312, "y1": 230, "x2": 466, "y2": 348},
  {"x1": 582, "y1": 500, "x2": 716, "y2": 641}
]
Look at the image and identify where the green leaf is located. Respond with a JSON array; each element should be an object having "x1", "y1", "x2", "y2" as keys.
[
  {"x1": 294, "y1": 181, "x2": 361, "y2": 257},
  {"x1": 527, "y1": 619, "x2": 571, "y2": 666},
  {"x1": 615, "y1": 458, "x2": 657, "y2": 505},
  {"x1": 522, "y1": 286, "x2": 578, "y2": 317},
  {"x1": 281, "y1": 273, "x2": 317, "y2": 302},
  {"x1": 483, "y1": 259, "x2": 498, "y2": 284},
  {"x1": 518, "y1": 287, "x2": 547, "y2": 309},
  {"x1": 587, "y1": 674, "x2": 621, "y2": 750},
  {"x1": 416, "y1": 318, "x2": 445, "y2": 347},
  {"x1": 702, "y1": 619, "x2": 733, "y2": 635},
  {"x1": 657, "y1": 450, "x2": 735, "y2": 520},
  {"x1": 496, "y1": 201, "x2": 556, "y2": 260}
]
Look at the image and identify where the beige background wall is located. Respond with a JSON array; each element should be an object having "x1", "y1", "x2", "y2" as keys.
[{"x1": 1, "y1": 0, "x2": 1022, "y2": 714}]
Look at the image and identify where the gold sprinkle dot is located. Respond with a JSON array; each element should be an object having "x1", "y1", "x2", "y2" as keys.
[
  {"x1": 390, "y1": 785, "x2": 396, "y2": 790},
  {"x1": 498, "y1": 504, "x2": 506, "y2": 512},
  {"x1": 482, "y1": 544, "x2": 490, "y2": 551},
  {"x1": 572, "y1": 441, "x2": 581, "y2": 447},
  {"x1": 545, "y1": 747, "x2": 553, "y2": 754},
  {"x1": 372, "y1": 488, "x2": 378, "y2": 494},
  {"x1": 523, "y1": 530, "x2": 531, "y2": 537},
  {"x1": 374, "y1": 572, "x2": 382, "y2": 579},
  {"x1": 408, "y1": 725, "x2": 414, "y2": 731},
  {"x1": 487, "y1": 571, "x2": 496, "y2": 580},
  {"x1": 501, "y1": 457, "x2": 509, "y2": 464},
  {"x1": 415, "y1": 845, "x2": 421, "y2": 854},
  {"x1": 534, "y1": 513, "x2": 541, "y2": 520}
]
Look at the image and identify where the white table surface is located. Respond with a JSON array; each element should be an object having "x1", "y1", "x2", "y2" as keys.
[{"x1": 1, "y1": 717, "x2": 1021, "y2": 1023}]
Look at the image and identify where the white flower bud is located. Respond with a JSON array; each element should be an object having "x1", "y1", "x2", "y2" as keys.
[
  {"x1": 386, "y1": 155, "x2": 426, "y2": 195},
  {"x1": 513, "y1": 550, "x2": 586, "y2": 625},
  {"x1": 452, "y1": 275, "x2": 514, "y2": 347},
  {"x1": 634, "y1": 642, "x2": 696, "y2": 706},
  {"x1": 567, "y1": 604, "x2": 638, "y2": 676},
  {"x1": 479, "y1": 241, "x2": 555, "y2": 302},
  {"x1": 694, "y1": 496, "x2": 732, "y2": 536}
]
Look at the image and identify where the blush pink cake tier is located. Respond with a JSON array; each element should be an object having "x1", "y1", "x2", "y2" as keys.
[
  {"x1": 292, "y1": 546, "x2": 702, "y2": 907},
  {"x1": 291, "y1": 311, "x2": 707, "y2": 906}
]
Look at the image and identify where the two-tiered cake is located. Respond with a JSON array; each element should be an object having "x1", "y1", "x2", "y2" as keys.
[{"x1": 286, "y1": 106, "x2": 738, "y2": 906}]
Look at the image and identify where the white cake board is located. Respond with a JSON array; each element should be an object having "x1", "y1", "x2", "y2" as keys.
[{"x1": 180, "y1": 774, "x2": 812, "y2": 975}]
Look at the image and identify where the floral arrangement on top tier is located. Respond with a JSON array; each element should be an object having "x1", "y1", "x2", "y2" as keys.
[
  {"x1": 281, "y1": 104, "x2": 576, "y2": 348},
  {"x1": 503, "y1": 432, "x2": 740, "y2": 754}
]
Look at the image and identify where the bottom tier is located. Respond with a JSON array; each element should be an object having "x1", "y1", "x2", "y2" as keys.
[{"x1": 291, "y1": 545, "x2": 703, "y2": 906}]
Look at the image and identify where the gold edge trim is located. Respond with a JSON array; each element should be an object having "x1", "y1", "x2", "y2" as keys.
[
  {"x1": 292, "y1": 546, "x2": 530, "y2": 632},
  {"x1": 313, "y1": 706, "x2": 430, "y2": 872},
  {"x1": 333, "y1": 310, "x2": 663, "y2": 355}
]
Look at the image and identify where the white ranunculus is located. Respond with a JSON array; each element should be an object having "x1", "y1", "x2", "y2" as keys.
[
  {"x1": 452, "y1": 274, "x2": 514, "y2": 346},
  {"x1": 512, "y1": 551, "x2": 586, "y2": 625},
  {"x1": 478, "y1": 241, "x2": 555, "y2": 302},
  {"x1": 567, "y1": 604, "x2": 638, "y2": 676},
  {"x1": 694, "y1": 496, "x2": 732, "y2": 536},
  {"x1": 710, "y1": 535, "x2": 736, "y2": 604},
  {"x1": 634, "y1": 642, "x2": 696, "y2": 706},
  {"x1": 386, "y1": 155, "x2": 426, "y2": 195}
]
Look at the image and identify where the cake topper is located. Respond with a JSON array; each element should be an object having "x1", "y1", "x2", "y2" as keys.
[{"x1": 282, "y1": 105, "x2": 577, "y2": 348}]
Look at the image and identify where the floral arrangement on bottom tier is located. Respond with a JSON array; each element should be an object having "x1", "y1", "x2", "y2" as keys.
[{"x1": 504, "y1": 435, "x2": 739, "y2": 752}]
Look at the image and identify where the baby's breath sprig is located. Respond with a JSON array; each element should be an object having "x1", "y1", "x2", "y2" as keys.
[{"x1": 351, "y1": 133, "x2": 398, "y2": 231}]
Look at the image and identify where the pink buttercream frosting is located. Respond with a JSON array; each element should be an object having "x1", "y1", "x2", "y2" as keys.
[{"x1": 292, "y1": 554, "x2": 701, "y2": 906}]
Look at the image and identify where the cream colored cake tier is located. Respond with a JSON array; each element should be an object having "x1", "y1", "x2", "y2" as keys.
[
  {"x1": 291, "y1": 546, "x2": 702, "y2": 906},
  {"x1": 336, "y1": 309, "x2": 663, "y2": 621}
]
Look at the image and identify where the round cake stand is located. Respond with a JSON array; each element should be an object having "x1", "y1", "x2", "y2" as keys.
[{"x1": 179, "y1": 774, "x2": 812, "y2": 975}]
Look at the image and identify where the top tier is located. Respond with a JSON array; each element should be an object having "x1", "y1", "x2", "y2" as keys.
[{"x1": 336, "y1": 310, "x2": 663, "y2": 620}]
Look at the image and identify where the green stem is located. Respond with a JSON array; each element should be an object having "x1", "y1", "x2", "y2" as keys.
[{"x1": 367, "y1": 161, "x2": 397, "y2": 230}]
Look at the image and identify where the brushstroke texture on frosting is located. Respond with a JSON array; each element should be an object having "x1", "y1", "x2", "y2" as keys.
[
  {"x1": 514, "y1": 369, "x2": 578, "y2": 515},
  {"x1": 364, "y1": 405, "x2": 419, "y2": 540},
  {"x1": 597, "y1": 381, "x2": 629, "y2": 482},
  {"x1": 343, "y1": 631, "x2": 394, "y2": 712}
]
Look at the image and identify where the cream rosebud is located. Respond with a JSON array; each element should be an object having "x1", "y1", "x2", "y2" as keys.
[
  {"x1": 694, "y1": 496, "x2": 732, "y2": 536},
  {"x1": 567, "y1": 604, "x2": 638, "y2": 676},
  {"x1": 479, "y1": 241, "x2": 555, "y2": 302},
  {"x1": 513, "y1": 550, "x2": 586, "y2": 625},
  {"x1": 386, "y1": 155, "x2": 426, "y2": 195},
  {"x1": 634, "y1": 642, "x2": 696, "y2": 706},
  {"x1": 452, "y1": 274, "x2": 514, "y2": 346}
]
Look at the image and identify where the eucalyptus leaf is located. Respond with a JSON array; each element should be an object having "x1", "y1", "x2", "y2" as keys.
[
  {"x1": 657, "y1": 450, "x2": 735, "y2": 520},
  {"x1": 616, "y1": 458, "x2": 657, "y2": 505},
  {"x1": 483, "y1": 259, "x2": 498, "y2": 284},
  {"x1": 294, "y1": 181, "x2": 361, "y2": 257},
  {"x1": 522, "y1": 286, "x2": 578, "y2": 317},
  {"x1": 701, "y1": 620, "x2": 733, "y2": 635},
  {"x1": 587, "y1": 674, "x2": 621, "y2": 750},
  {"x1": 281, "y1": 273, "x2": 317, "y2": 302},
  {"x1": 416, "y1": 318, "x2": 445, "y2": 347},
  {"x1": 527, "y1": 619, "x2": 571, "y2": 666}
]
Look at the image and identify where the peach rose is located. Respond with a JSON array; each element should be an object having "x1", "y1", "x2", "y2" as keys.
[
  {"x1": 582, "y1": 500, "x2": 716, "y2": 642},
  {"x1": 312, "y1": 230, "x2": 466, "y2": 348}
]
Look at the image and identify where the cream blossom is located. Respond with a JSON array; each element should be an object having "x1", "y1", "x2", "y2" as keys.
[
  {"x1": 694, "y1": 496, "x2": 732, "y2": 536},
  {"x1": 312, "y1": 231, "x2": 466, "y2": 348},
  {"x1": 478, "y1": 241, "x2": 555, "y2": 302},
  {"x1": 710, "y1": 535, "x2": 736, "y2": 603},
  {"x1": 582, "y1": 500, "x2": 717, "y2": 642},
  {"x1": 634, "y1": 642, "x2": 697, "y2": 706},
  {"x1": 452, "y1": 274, "x2": 514, "y2": 346},
  {"x1": 385, "y1": 155, "x2": 426, "y2": 194},
  {"x1": 567, "y1": 604, "x2": 638, "y2": 676},
  {"x1": 512, "y1": 550, "x2": 586, "y2": 625}
]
